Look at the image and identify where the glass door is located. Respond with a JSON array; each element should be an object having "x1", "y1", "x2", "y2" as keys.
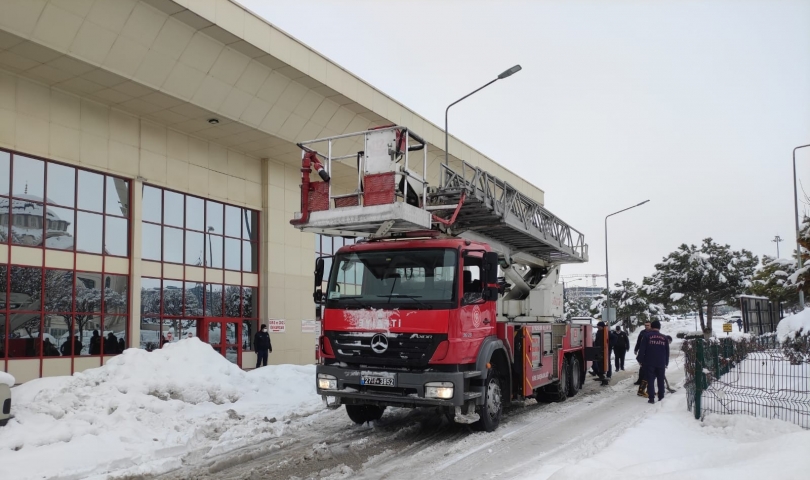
[{"x1": 203, "y1": 317, "x2": 242, "y2": 366}]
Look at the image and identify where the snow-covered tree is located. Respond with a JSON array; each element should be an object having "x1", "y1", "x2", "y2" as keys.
[
  {"x1": 750, "y1": 255, "x2": 801, "y2": 313},
  {"x1": 589, "y1": 280, "x2": 669, "y2": 330},
  {"x1": 564, "y1": 295, "x2": 596, "y2": 321},
  {"x1": 646, "y1": 238, "x2": 757, "y2": 334}
]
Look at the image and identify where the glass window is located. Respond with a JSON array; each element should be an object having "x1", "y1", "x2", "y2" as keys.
[
  {"x1": 185, "y1": 230, "x2": 204, "y2": 266},
  {"x1": 162, "y1": 280, "x2": 183, "y2": 316},
  {"x1": 242, "y1": 286, "x2": 258, "y2": 318},
  {"x1": 9, "y1": 313, "x2": 40, "y2": 358},
  {"x1": 225, "y1": 205, "x2": 241, "y2": 237},
  {"x1": 163, "y1": 190, "x2": 183, "y2": 228},
  {"x1": 0, "y1": 314, "x2": 5, "y2": 358},
  {"x1": 44, "y1": 269, "x2": 72, "y2": 312},
  {"x1": 183, "y1": 282, "x2": 203, "y2": 316},
  {"x1": 12, "y1": 155, "x2": 44, "y2": 198},
  {"x1": 11, "y1": 266, "x2": 41, "y2": 311},
  {"x1": 163, "y1": 227, "x2": 183, "y2": 263},
  {"x1": 105, "y1": 176, "x2": 128, "y2": 217},
  {"x1": 105, "y1": 215, "x2": 128, "y2": 256},
  {"x1": 141, "y1": 278, "x2": 161, "y2": 315},
  {"x1": 77, "y1": 170, "x2": 103, "y2": 213},
  {"x1": 242, "y1": 209, "x2": 257, "y2": 240},
  {"x1": 224, "y1": 285, "x2": 241, "y2": 317},
  {"x1": 161, "y1": 319, "x2": 179, "y2": 345},
  {"x1": 76, "y1": 211, "x2": 103, "y2": 254},
  {"x1": 11, "y1": 199, "x2": 45, "y2": 246},
  {"x1": 0, "y1": 151, "x2": 9, "y2": 195},
  {"x1": 80, "y1": 318, "x2": 100, "y2": 356},
  {"x1": 140, "y1": 316, "x2": 160, "y2": 351},
  {"x1": 104, "y1": 274, "x2": 128, "y2": 314},
  {"x1": 46, "y1": 163, "x2": 75, "y2": 207},
  {"x1": 48, "y1": 313, "x2": 73, "y2": 356},
  {"x1": 323, "y1": 237, "x2": 333, "y2": 255},
  {"x1": 243, "y1": 241, "x2": 258, "y2": 273},
  {"x1": 45, "y1": 206, "x2": 75, "y2": 250},
  {"x1": 205, "y1": 283, "x2": 223, "y2": 317},
  {"x1": 224, "y1": 237, "x2": 241, "y2": 270},
  {"x1": 206, "y1": 200, "x2": 223, "y2": 234},
  {"x1": 142, "y1": 186, "x2": 162, "y2": 223},
  {"x1": 242, "y1": 319, "x2": 256, "y2": 350},
  {"x1": 206, "y1": 234, "x2": 223, "y2": 268},
  {"x1": 225, "y1": 322, "x2": 237, "y2": 344},
  {"x1": 102, "y1": 315, "x2": 126, "y2": 354},
  {"x1": 186, "y1": 196, "x2": 204, "y2": 231},
  {"x1": 76, "y1": 273, "x2": 102, "y2": 313},
  {"x1": 179, "y1": 319, "x2": 198, "y2": 341},
  {"x1": 141, "y1": 222, "x2": 161, "y2": 261}
]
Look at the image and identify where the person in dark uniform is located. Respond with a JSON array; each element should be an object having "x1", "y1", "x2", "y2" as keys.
[
  {"x1": 637, "y1": 320, "x2": 669, "y2": 404},
  {"x1": 254, "y1": 324, "x2": 272, "y2": 368},
  {"x1": 592, "y1": 322, "x2": 610, "y2": 386},
  {"x1": 614, "y1": 326, "x2": 630, "y2": 371},
  {"x1": 634, "y1": 321, "x2": 652, "y2": 388}
]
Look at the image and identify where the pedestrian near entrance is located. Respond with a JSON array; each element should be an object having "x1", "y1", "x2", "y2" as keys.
[
  {"x1": 614, "y1": 326, "x2": 629, "y2": 371},
  {"x1": 736, "y1": 318, "x2": 743, "y2": 332},
  {"x1": 254, "y1": 324, "x2": 272, "y2": 368},
  {"x1": 637, "y1": 320, "x2": 669, "y2": 404}
]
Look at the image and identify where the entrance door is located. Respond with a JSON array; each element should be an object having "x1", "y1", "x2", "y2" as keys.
[{"x1": 203, "y1": 318, "x2": 242, "y2": 366}]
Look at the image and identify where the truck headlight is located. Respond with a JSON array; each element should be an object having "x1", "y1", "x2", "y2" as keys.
[
  {"x1": 425, "y1": 382, "x2": 454, "y2": 399},
  {"x1": 318, "y1": 373, "x2": 337, "y2": 390}
]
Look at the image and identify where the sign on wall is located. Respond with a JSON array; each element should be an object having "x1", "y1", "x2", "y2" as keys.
[
  {"x1": 301, "y1": 320, "x2": 317, "y2": 333},
  {"x1": 268, "y1": 319, "x2": 286, "y2": 333}
]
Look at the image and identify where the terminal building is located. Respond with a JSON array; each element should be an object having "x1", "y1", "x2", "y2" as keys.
[{"x1": 0, "y1": 0, "x2": 546, "y2": 382}]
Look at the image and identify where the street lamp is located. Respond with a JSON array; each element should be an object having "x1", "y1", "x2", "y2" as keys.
[
  {"x1": 603, "y1": 200, "x2": 650, "y2": 373},
  {"x1": 793, "y1": 144, "x2": 810, "y2": 310},
  {"x1": 445, "y1": 65, "x2": 522, "y2": 167},
  {"x1": 772, "y1": 235, "x2": 782, "y2": 258}
]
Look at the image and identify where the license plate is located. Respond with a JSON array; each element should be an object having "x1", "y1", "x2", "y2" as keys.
[{"x1": 360, "y1": 372, "x2": 396, "y2": 387}]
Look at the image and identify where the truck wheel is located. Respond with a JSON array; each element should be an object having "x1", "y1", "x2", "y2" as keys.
[
  {"x1": 474, "y1": 368, "x2": 502, "y2": 432},
  {"x1": 345, "y1": 404, "x2": 385, "y2": 424},
  {"x1": 568, "y1": 356, "x2": 581, "y2": 397},
  {"x1": 554, "y1": 357, "x2": 570, "y2": 402}
]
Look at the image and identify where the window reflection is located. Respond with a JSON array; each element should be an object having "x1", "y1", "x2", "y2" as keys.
[
  {"x1": 141, "y1": 278, "x2": 161, "y2": 315},
  {"x1": 105, "y1": 177, "x2": 129, "y2": 217},
  {"x1": 206, "y1": 234, "x2": 223, "y2": 268},
  {"x1": 163, "y1": 227, "x2": 183, "y2": 263},
  {"x1": 164, "y1": 190, "x2": 183, "y2": 227},
  {"x1": 224, "y1": 237, "x2": 241, "y2": 270},
  {"x1": 76, "y1": 211, "x2": 103, "y2": 254},
  {"x1": 45, "y1": 206, "x2": 74, "y2": 250},
  {"x1": 162, "y1": 280, "x2": 183, "y2": 316},
  {"x1": 185, "y1": 230, "x2": 204, "y2": 266},
  {"x1": 0, "y1": 151, "x2": 9, "y2": 195},
  {"x1": 77, "y1": 170, "x2": 103, "y2": 213},
  {"x1": 76, "y1": 273, "x2": 102, "y2": 313},
  {"x1": 184, "y1": 282, "x2": 203, "y2": 316},
  {"x1": 102, "y1": 315, "x2": 126, "y2": 354},
  {"x1": 242, "y1": 209, "x2": 257, "y2": 241},
  {"x1": 225, "y1": 285, "x2": 241, "y2": 317},
  {"x1": 80, "y1": 318, "x2": 99, "y2": 356},
  {"x1": 142, "y1": 186, "x2": 162, "y2": 223},
  {"x1": 225, "y1": 322, "x2": 237, "y2": 344},
  {"x1": 11, "y1": 198, "x2": 45, "y2": 246},
  {"x1": 140, "y1": 316, "x2": 160, "y2": 351},
  {"x1": 242, "y1": 286, "x2": 257, "y2": 318},
  {"x1": 104, "y1": 274, "x2": 128, "y2": 314},
  {"x1": 12, "y1": 155, "x2": 44, "y2": 198},
  {"x1": 44, "y1": 269, "x2": 73, "y2": 312},
  {"x1": 206, "y1": 200, "x2": 223, "y2": 233},
  {"x1": 243, "y1": 241, "x2": 258, "y2": 273},
  {"x1": 205, "y1": 283, "x2": 223, "y2": 316},
  {"x1": 186, "y1": 196, "x2": 204, "y2": 231},
  {"x1": 105, "y1": 215, "x2": 128, "y2": 256},
  {"x1": 141, "y1": 222, "x2": 161, "y2": 261},
  {"x1": 11, "y1": 266, "x2": 42, "y2": 311},
  {"x1": 225, "y1": 205, "x2": 241, "y2": 237},
  {"x1": 47, "y1": 163, "x2": 75, "y2": 207},
  {"x1": 9, "y1": 312, "x2": 40, "y2": 358}
]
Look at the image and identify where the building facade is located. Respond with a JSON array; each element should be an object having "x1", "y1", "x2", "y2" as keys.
[{"x1": 0, "y1": 0, "x2": 546, "y2": 382}]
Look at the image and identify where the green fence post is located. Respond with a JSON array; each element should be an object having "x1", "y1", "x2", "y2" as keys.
[{"x1": 694, "y1": 337, "x2": 703, "y2": 420}]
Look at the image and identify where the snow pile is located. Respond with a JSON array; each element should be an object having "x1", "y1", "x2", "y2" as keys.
[
  {"x1": 530, "y1": 390, "x2": 810, "y2": 480},
  {"x1": 776, "y1": 308, "x2": 810, "y2": 340},
  {"x1": 0, "y1": 339, "x2": 320, "y2": 480},
  {"x1": 0, "y1": 371, "x2": 14, "y2": 387}
]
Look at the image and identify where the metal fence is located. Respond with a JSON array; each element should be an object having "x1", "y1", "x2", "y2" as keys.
[{"x1": 683, "y1": 334, "x2": 810, "y2": 428}]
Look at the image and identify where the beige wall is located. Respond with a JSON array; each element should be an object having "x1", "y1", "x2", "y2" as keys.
[{"x1": 0, "y1": 69, "x2": 318, "y2": 376}]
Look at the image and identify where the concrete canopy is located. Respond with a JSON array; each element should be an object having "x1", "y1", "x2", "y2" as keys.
[{"x1": 0, "y1": 0, "x2": 544, "y2": 204}]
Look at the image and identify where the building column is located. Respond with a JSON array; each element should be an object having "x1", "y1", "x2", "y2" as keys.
[{"x1": 128, "y1": 177, "x2": 143, "y2": 348}]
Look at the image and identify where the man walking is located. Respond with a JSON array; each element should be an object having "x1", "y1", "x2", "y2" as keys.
[
  {"x1": 614, "y1": 326, "x2": 629, "y2": 371},
  {"x1": 637, "y1": 320, "x2": 669, "y2": 404},
  {"x1": 634, "y1": 321, "x2": 652, "y2": 388},
  {"x1": 254, "y1": 324, "x2": 272, "y2": 368}
]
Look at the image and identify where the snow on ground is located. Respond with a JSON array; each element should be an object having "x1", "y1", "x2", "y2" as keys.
[
  {"x1": 776, "y1": 307, "x2": 810, "y2": 340},
  {"x1": 0, "y1": 371, "x2": 14, "y2": 387},
  {"x1": 0, "y1": 339, "x2": 320, "y2": 480}
]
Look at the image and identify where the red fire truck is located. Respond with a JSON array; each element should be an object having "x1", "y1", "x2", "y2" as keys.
[{"x1": 292, "y1": 126, "x2": 594, "y2": 431}]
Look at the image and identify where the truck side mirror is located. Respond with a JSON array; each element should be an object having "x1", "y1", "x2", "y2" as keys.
[
  {"x1": 313, "y1": 289, "x2": 324, "y2": 304},
  {"x1": 483, "y1": 252, "x2": 499, "y2": 284},
  {"x1": 315, "y1": 257, "x2": 325, "y2": 287}
]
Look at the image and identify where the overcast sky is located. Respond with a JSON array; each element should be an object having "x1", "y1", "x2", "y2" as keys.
[{"x1": 242, "y1": 0, "x2": 810, "y2": 289}]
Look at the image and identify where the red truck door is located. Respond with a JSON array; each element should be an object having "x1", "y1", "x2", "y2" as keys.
[{"x1": 453, "y1": 254, "x2": 496, "y2": 364}]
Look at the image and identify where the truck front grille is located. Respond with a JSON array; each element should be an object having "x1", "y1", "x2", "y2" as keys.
[{"x1": 327, "y1": 331, "x2": 446, "y2": 367}]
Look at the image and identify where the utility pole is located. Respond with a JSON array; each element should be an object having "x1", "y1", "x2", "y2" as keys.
[{"x1": 772, "y1": 235, "x2": 782, "y2": 258}]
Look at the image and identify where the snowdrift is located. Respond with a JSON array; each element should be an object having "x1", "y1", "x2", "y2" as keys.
[
  {"x1": 0, "y1": 339, "x2": 320, "y2": 480},
  {"x1": 776, "y1": 308, "x2": 810, "y2": 340},
  {"x1": 0, "y1": 371, "x2": 14, "y2": 387}
]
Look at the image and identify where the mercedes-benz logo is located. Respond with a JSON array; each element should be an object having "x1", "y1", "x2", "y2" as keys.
[{"x1": 370, "y1": 334, "x2": 389, "y2": 354}]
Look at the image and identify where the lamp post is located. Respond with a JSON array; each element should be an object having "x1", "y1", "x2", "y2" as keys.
[
  {"x1": 772, "y1": 235, "x2": 782, "y2": 258},
  {"x1": 444, "y1": 65, "x2": 522, "y2": 168},
  {"x1": 793, "y1": 144, "x2": 810, "y2": 310},
  {"x1": 603, "y1": 200, "x2": 650, "y2": 373}
]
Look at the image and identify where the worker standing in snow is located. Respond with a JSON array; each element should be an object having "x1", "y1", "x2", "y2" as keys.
[
  {"x1": 614, "y1": 326, "x2": 629, "y2": 371},
  {"x1": 634, "y1": 321, "x2": 652, "y2": 390},
  {"x1": 254, "y1": 324, "x2": 272, "y2": 368},
  {"x1": 637, "y1": 320, "x2": 669, "y2": 404}
]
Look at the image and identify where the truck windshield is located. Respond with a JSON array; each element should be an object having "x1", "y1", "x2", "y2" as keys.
[{"x1": 326, "y1": 248, "x2": 457, "y2": 309}]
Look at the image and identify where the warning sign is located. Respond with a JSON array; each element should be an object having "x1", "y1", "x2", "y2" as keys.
[
  {"x1": 301, "y1": 320, "x2": 317, "y2": 333},
  {"x1": 268, "y1": 319, "x2": 286, "y2": 333},
  {"x1": 722, "y1": 323, "x2": 732, "y2": 333}
]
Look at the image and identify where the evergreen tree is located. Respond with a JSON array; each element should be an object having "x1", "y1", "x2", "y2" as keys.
[{"x1": 750, "y1": 255, "x2": 801, "y2": 313}]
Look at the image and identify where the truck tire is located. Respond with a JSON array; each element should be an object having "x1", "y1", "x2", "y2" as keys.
[
  {"x1": 474, "y1": 368, "x2": 502, "y2": 432},
  {"x1": 345, "y1": 404, "x2": 385, "y2": 424},
  {"x1": 553, "y1": 357, "x2": 570, "y2": 402},
  {"x1": 568, "y1": 356, "x2": 581, "y2": 397}
]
